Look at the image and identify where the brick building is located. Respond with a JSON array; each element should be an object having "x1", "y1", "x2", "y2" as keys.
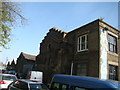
[
  {"x1": 6, "y1": 59, "x2": 16, "y2": 71},
  {"x1": 34, "y1": 19, "x2": 120, "y2": 84},
  {"x1": 16, "y1": 52, "x2": 36, "y2": 78}
]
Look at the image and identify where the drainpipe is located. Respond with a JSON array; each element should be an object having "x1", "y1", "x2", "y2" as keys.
[{"x1": 70, "y1": 61, "x2": 73, "y2": 75}]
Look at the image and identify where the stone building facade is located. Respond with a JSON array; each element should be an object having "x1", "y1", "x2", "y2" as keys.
[
  {"x1": 16, "y1": 52, "x2": 36, "y2": 78},
  {"x1": 34, "y1": 19, "x2": 120, "y2": 84},
  {"x1": 6, "y1": 60, "x2": 16, "y2": 71}
]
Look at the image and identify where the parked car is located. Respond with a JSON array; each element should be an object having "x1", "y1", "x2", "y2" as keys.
[
  {"x1": 50, "y1": 74, "x2": 119, "y2": 90},
  {"x1": 0, "y1": 73, "x2": 17, "y2": 90},
  {"x1": 7, "y1": 79, "x2": 49, "y2": 90},
  {"x1": 8, "y1": 71, "x2": 17, "y2": 75},
  {"x1": 2, "y1": 69, "x2": 9, "y2": 74},
  {"x1": 2, "y1": 70, "x2": 17, "y2": 75}
]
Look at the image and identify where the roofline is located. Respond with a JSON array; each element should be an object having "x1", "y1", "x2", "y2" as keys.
[
  {"x1": 49, "y1": 27, "x2": 68, "y2": 34},
  {"x1": 68, "y1": 19, "x2": 99, "y2": 33},
  {"x1": 99, "y1": 19, "x2": 120, "y2": 32},
  {"x1": 21, "y1": 52, "x2": 36, "y2": 57},
  {"x1": 69, "y1": 19, "x2": 120, "y2": 33}
]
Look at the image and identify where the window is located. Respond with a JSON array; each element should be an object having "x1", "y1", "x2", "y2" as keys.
[
  {"x1": 2, "y1": 76, "x2": 17, "y2": 81},
  {"x1": 20, "y1": 82, "x2": 28, "y2": 90},
  {"x1": 61, "y1": 84, "x2": 69, "y2": 90},
  {"x1": 51, "y1": 82, "x2": 60, "y2": 90},
  {"x1": 13, "y1": 81, "x2": 28, "y2": 90},
  {"x1": 77, "y1": 34, "x2": 88, "y2": 52},
  {"x1": 108, "y1": 34, "x2": 117, "y2": 53},
  {"x1": 109, "y1": 65, "x2": 118, "y2": 80},
  {"x1": 71, "y1": 86, "x2": 88, "y2": 90},
  {"x1": 47, "y1": 44, "x2": 51, "y2": 51},
  {"x1": 30, "y1": 84, "x2": 48, "y2": 89},
  {"x1": 13, "y1": 81, "x2": 21, "y2": 88},
  {"x1": 50, "y1": 82, "x2": 69, "y2": 90},
  {"x1": 77, "y1": 63, "x2": 87, "y2": 76}
]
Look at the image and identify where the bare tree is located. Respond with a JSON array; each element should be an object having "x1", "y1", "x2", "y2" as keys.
[{"x1": 0, "y1": 1, "x2": 27, "y2": 49}]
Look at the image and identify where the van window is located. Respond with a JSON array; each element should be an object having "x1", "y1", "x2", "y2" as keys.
[
  {"x1": 50, "y1": 82, "x2": 69, "y2": 90},
  {"x1": 71, "y1": 86, "x2": 89, "y2": 90},
  {"x1": 51, "y1": 82, "x2": 60, "y2": 90},
  {"x1": 61, "y1": 84, "x2": 68, "y2": 90}
]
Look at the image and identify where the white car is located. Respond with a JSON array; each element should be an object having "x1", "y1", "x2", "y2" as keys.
[{"x1": 0, "y1": 73, "x2": 17, "y2": 90}]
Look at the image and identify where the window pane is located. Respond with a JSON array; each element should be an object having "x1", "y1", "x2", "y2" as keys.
[
  {"x1": 2, "y1": 76, "x2": 16, "y2": 81},
  {"x1": 72, "y1": 86, "x2": 87, "y2": 90},
  {"x1": 61, "y1": 84, "x2": 68, "y2": 90},
  {"x1": 81, "y1": 43, "x2": 85, "y2": 50},
  {"x1": 108, "y1": 34, "x2": 117, "y2": 53},
  {"x1": 113, "y1": 45, "x2": 116, "y2": 53},
  {"x1": 110, "y1": 44, "x2": 113, "y2": 52},
  {"x1": 75, "y1": 87, "x2": 86, "y2": 90},
  {"x1": 113, "y1": 38, "x2": 116, "y2": 45},
  {"x1": 109, "y1": 65, "x2": 118, "y2": 80},
  {"x1": 51, "y1": 82, "x2": 60, "y2": 90},
  {"x1": 81, "y1": 36, "x2": 85, "y2": 43},
  {"x1": 77, "y1": 34, "x2": 88, "y2": 52}
]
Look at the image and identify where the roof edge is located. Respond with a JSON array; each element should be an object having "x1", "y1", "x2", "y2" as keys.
[
  {"x1": 69, "y1": 19, "x2": 120, "y2": 33},
  {"x1": 98, "y1": 19, "x2": 120, "y2": 32}
]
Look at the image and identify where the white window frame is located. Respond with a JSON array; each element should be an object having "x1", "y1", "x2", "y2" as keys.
[
  {"x1": 108, "y1": 34, "x2": 117, "y2": 53},
  {"x1": 77, "y1": 34, "x2": 88, "y2": 52}
]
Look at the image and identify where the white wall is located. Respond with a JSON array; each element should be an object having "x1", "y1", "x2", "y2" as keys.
[{"x1": 99, "y1": 29, "x2": 108, "y2": 79}]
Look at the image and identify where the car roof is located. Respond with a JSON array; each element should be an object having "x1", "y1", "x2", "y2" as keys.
[
  {"x1": 53, "y1": 74, "x2": 119, "y2": 88},
  {"x1": 0, "y1": 73, "x2": 16, "y2": 77},
  {"x1": 17, "y1": 79, "x2": 43, "y2": 84}
]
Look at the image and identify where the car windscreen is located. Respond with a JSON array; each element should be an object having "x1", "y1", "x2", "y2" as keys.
[
  {"x1": 2, "y1": 75, "x2": 17, "y2": 81},
  {"x1": 29, "y1": 83, "x2": 48, "y2": 90}
]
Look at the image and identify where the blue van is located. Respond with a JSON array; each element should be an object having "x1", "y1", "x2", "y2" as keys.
[{"x1": 50, "y1": 74, "x2": 119, "y2": 90}]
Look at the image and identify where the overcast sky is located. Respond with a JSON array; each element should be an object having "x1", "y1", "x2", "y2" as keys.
[{"x1": 1, "y1": 1, "x2": 119, "y2": 64}]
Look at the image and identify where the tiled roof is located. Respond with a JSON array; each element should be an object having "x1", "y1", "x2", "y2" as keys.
[{"x1": 21, "y1": 52, "x2": 36, "y2": 61}]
